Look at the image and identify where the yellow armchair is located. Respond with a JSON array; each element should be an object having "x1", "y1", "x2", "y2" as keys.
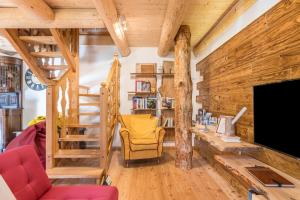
[{"x1": 119, "y1": 114, "x2": 165, "y2": 166}]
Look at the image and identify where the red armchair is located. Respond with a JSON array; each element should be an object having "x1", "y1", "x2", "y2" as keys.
[{"x1": 0, "y1": 145, "x2": 118, "y2": 200}]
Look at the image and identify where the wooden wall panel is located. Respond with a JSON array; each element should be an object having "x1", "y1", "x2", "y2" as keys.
[{"x1": 196, "y1": 0, "x2": 300, "y2": 179}]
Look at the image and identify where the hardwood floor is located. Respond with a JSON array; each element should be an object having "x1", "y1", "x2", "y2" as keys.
[
  {"x1": 53, "y1": 149, "x2": 244, "y2": 200},
  {"x1": 108, "y1": 149, "x2": 244, "y2": 200}
]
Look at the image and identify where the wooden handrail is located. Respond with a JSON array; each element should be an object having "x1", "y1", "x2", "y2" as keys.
[{"x1": 99, "y1": 53, "x2": 120, "y2": 173}]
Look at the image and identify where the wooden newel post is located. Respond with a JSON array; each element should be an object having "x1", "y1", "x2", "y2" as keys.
[
  {"x1": 100, "y1": 83, "x2": 108, "y2": 170},
  {"x1": 174, "y1": 25, "x2": 193, "y2": 170}
]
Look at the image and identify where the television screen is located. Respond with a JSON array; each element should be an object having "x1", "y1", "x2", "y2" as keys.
[{"x1": 253, "y1": 79, "x2": 300, "y2": 159}]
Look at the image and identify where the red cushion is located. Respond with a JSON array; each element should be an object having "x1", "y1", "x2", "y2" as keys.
[
  {"x1": 40, "y1": 185, "x2": 118, "y2": 200},
  {"x1": 0, "y1": 145, "x2": 51, "y2": 200}
]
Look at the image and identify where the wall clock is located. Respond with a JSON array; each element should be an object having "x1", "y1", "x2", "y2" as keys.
[{"x1": 25, "y1": 69, "x2": 47, "y2": 91}]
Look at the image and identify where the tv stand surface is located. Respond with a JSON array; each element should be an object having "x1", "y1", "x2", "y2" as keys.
[
  {"x1": 215, "y1": 155, "x2": 300, "y2": 200},
  {"x1": 190, "y1": 127, "x2": 261, "y2": 153}
]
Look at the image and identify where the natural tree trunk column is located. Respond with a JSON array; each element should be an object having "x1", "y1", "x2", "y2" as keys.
[{"x1": 174, "y1": 25, "x2": 193, "y2": 170}]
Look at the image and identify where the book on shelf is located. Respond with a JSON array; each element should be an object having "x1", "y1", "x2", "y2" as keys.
[
  {"x1": 161, "y1": 97, "x2": 175, "y2": 109},
  {"x1": 132, "y1": 96, "x2": 157, "y2": 110},
  {"x1": 221, "y1": 136, "x2": 241, "y2": 143},
  {"x1": 163, "y1": 117, "x2": 174, "y2": 127},
  {"x1": 135, "y1": 80, "x2": 151, "y2": 93}
]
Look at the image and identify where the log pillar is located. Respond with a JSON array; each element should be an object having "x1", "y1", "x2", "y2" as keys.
[{"x1": 174, "y1": 25, "x2": 193, "y2": 170}]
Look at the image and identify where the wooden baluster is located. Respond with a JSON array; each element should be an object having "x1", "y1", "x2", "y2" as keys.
[{"x1": 60, "y1": 80, "x2": 67, "y2": 140}]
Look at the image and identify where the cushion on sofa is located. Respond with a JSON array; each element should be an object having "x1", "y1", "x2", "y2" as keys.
[
  {"x1": 0, "y1": 145, "x2": 51, "y2": 200},
  {"x1": 40, "y1": 185, "x2": 118, "y2": 200},
  {"x1": 129, "y1": 117, "x2": 158, "y2": 139}
]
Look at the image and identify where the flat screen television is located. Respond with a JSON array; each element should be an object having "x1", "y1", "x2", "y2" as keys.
[{"x1": 253, "y1": 79, "x2": 300, "y2": 159}]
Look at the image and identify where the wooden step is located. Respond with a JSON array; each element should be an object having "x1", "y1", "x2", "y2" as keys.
[
  {"x1": 47, "y1": 167, "x2": 104, "y2": 179},
  {"x1": 79, "y1": 102, "x2": 100, "y2": 106},
  {"x1": 59, "y1": 135, "x2": 99, "y2": 142},
  {"x1": 79, "y1": 112, "x2": 100, "y2": 116},
  {"x1": 79, "y1": 93, "x2": 100, "y2": 97},
  {"x1": 19, "y1": 36, "x2": 57, "y2": 45},
  {"x1": 65, "y1": 124, "x2": 100, "y2": 128},
  {"x1": 31, "y1": 51, "x2": 62, "y2": 58},
  {"x1": 41, "y1": 65, "x2": 68, "y2": 70},
  {"x1": 54, "y1": 149, "x2": 100, "y2": 158}
]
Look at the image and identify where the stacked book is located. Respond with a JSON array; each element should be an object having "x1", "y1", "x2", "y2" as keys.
[
  {"x1": 221, "y1": 136, "x2": 241, "y2": 143},
  {"x1": 161, "y1": 97, "x2": 175, "y2": 109},
  {"x1": 163, "y1": 117, "x2": 174, "y2": 127},
  {"x1": 133, "y1": 97, "x2": 157, "y2": 109},
  {"x1": 135, "y1": 80, "x2": 151, "y2": 93}
]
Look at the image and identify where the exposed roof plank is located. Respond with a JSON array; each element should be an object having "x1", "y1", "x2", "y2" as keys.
[
  {"x1": 93, "y1": 0, "x2": 130, "y2": 57},
  {"x1": 10, "y1": 0, "x2": 54, "y2": 21},
  {"x1": 0, "y1": 29, "x2": 55, "y2": 85},
  {"x1": 0, "y1": 8, "x2": 105, "y2": 28},
  {"x1": 157, "y1": 0, "x2": 190, "y2": 57},
  {"x1": 193, "y1": 0, "x2": 257, "y2": 56}
]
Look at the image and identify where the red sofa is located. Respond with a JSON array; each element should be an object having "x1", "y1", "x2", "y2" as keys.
[{"x1": 0, "y1": 146, "x2": 118, "y2": 200}]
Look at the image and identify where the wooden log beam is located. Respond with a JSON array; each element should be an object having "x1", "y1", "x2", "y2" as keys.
[
  {"x1": 174, "y1": 25, "x2": 193, "y2": 170},
  {"x1": 193, "y1": 0, "x2": 256, "y2": 57},
  {"x1": 157, "y1": 0, "x2": 190, "y2": 57},
  {"x1": 10, "y1": 0, "x2": 54, "y2": 21},
  {"x1": 93, "y1": 0, "x2": 130, "y2": 57},
  {"x1": 0, "y1": 29, "x2": 55, "y2": 85},
  {"x1": 50, "y1": 29, "x2": 77, "y2": 72},
  {"x1": 0, "y1": 8, "x2": 105, "y2": 28}
]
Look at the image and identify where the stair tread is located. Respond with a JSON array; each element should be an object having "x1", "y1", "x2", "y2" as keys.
[
  {"x1": 19, "y1": 36, "x2": 57, "y2": 45},
  {"x1": 59, "y1": 135, "x2": 99, "y2": 142},
  {"x1": 65, "y1": 123, "x2": 100, "y2": 128},
  {"x1": 79, "y1": 102, "x2": 100, "y2": 106},
  {"x1": 47, "y1": 167, "x2": 104, "y2": 179},
  {"x1": 31, "y1": 51, "x2": 62, "y2": 58},
  {"x1": 79, "y1": 93, "x2": 100, "y2": 97},
  {"x1": 79, "y1": 112, "x2": 100, "y2": 116},
  {"x1": 54, "y1": 149, "x2": 100, "y2": 158},
  {"x1": 41, "y1": 65, "x2": 68, "y2": 70}
]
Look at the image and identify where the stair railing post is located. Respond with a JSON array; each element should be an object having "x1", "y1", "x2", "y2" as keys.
[
  {"x1": 100, "y1": 83, "x2": 108, "y2": 171},
  {"x1": 46, "y1": 85, "x2": 58, "y2": 169}
]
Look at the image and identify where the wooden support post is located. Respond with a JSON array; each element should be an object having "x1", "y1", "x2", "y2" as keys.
[
  {"x1": 46, "y1": 85, "x2": 57, "y2": 169},
  {"x1": 100, "y1": 83, "x2": 108, "y2": 171},
  {"x1": 174, "y1": 25, "x2": 193, "y2": 170}
]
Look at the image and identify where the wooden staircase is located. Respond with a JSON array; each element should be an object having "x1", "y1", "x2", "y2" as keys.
[
  {"x1": 45, "y1": 55, "x2": 120, "y2": 184},
  {"x1": 1, "y1": 28, "x2": 120, "y2": 184},
  {"x1": 0, "y1": 29, "x2": 79, "y2": 85}
]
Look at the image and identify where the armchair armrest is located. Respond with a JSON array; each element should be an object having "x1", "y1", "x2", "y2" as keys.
[
  {"x1": 155, "y1": 127, "x2": 166, "y2": 143},
  {"x1": 120, "y1": 128, "x2": 131, "y2": 143},
  {"x1": 119, "y1": 128, "x2": 131, "y2": 160}
]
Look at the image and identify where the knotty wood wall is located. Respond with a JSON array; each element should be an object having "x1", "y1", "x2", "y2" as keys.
[{"x1": 196, "y1": 0, "x2": 300, "y2": 178}]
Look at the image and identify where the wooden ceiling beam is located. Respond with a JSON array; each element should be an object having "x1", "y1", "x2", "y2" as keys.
[
  {"x1": 50, "y1": 29, "x2": 77, "y2": 72},
  {"x1": 93, "y1": 0, "x2": 130, "y2": 57},
  {"x1": 193, "y1": 0, "x2": 256, "y2": 57},
  {"x1": 0, "y1": 29, "x2": 55, "y2": 85},
  {"x1": 10, "y1": 0, "x2": 54, "y2": 21},
  {"x1": 157, "y1": 0, "x2": 190, "y2": 57},
  {"x1": 0, "y1": 8, "x2": 105, "y2": 28}
]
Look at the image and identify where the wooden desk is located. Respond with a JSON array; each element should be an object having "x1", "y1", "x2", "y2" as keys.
[
  {"x1": 191, "y1": 127, "x2": 261, "y2": 154},
  {"x1": 215, "y1": 155, "x2": 300, "y2": 200}
]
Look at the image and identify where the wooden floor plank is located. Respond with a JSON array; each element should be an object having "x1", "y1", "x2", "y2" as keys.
[{"x1": 52, "y1": 149, "x2": 244, "y2": 200}]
